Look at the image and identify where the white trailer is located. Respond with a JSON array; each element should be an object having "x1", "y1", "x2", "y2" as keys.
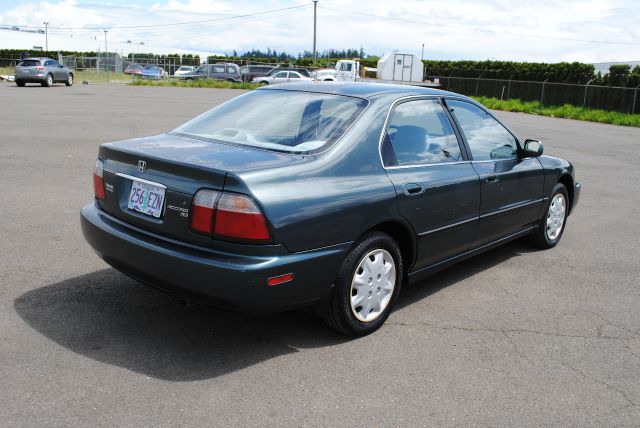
[{"x1": 376, "y1": 52, "x2": 424, "y2": 83}]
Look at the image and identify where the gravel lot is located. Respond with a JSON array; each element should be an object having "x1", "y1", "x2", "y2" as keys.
[{"x1": 1, "y1": 83, "x2": 639, "y2": 426}]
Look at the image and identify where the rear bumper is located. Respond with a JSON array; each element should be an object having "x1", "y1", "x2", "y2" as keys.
[
  {"x1": 15, "y1": 73, "x2": 46, "y2": 82},
  {"x1": 80, "y1": 202, "x2": 349, "y2": 313}
]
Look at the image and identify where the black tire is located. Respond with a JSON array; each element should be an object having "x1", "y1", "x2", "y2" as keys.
[
  {"x1": 528, "y1": 183, "x2": 569, "y2": 249},
  {"x1": 259, "y1": 81, "x2": 268, "y2": 86},
  {"x1": 42, "y1": 74, "x2": 53, "y2": 87},
  {"x1": 320, "y1": 232, "x2": 403, "y2": 336},
  {"x1": 65, "y1": 73, "x2": 73, "y2": 86},
  {"x1": 16, "y1": 80, "x2": 25, "y2": 87}
]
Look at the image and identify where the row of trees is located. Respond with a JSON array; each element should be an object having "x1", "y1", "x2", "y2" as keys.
[
  {"x1": 423, "y1": 60, "x2": 596, "y2": 84},
  {"x1": 423, "y1": 59, "x2": 640, "y2": 87},
  {"x1": 0, "y1": 48, "x2": 102, "y2": 59},
  {"x1": 227, "y1": 48, "x2": 366, "y2": 61},
  {"x1": 125, "y1": 53, "x2": 201, "y2": 66},
  {"x1": 599, "y1": 64, "x2": 640, "y2": 87}
]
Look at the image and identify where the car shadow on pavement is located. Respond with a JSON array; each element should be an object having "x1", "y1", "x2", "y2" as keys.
[
  {"x1": 396, "y1": 240, "x2": 538, "y2": 310},
  {"x1": 14, "y1": 240, "x2": 537, "y2": 382},
  {"x1": 14, "y1": 268, "x2": 348, "y2": 382}
]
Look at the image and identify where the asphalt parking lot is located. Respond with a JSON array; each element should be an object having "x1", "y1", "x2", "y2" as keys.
[{"x1": 1, "y1": 83, "x2": 639, "y2": 426}]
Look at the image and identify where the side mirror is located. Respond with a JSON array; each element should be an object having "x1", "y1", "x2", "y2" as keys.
[
  {"x1": 522, "y1": 139, "x2": 544, "y2": 157},
  {"x1": 59, "y1": 64, "x2": 64, "y2": 68}
]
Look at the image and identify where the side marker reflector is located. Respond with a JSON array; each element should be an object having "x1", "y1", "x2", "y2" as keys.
[{"x1": 267, "y1": 273, "x2": 294, "y2": 286}]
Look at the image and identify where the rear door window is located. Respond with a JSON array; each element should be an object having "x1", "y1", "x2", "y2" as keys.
[{"x1": 384, "y1": 98, "x2": 462, "y2": 167}]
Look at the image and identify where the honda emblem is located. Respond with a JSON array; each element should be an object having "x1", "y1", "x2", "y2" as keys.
[{"x1": 137, "y1": 160, "x2": 146, "y2": 172}]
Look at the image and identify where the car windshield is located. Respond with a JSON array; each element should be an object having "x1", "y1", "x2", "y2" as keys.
[{"x1": 172, "y1": 90, "x2": 368, "y2": 153}]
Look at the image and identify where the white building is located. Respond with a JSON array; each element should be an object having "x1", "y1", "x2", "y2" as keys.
[{"x1": 376, "y1": 52, "x2": 424, "y2": 83}]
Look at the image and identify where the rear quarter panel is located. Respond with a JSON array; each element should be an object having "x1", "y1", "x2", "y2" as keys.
[{"x1": 228, "y1": 96, "x2": 404, "y2": 253}]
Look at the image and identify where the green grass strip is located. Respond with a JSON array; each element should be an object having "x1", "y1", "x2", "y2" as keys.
[
  {"x1": 130, "y1": 78, "x2": 258, "y2": 90},
  {"x1": 474, "y1": 96, "x2": 640, "y2": 128}
]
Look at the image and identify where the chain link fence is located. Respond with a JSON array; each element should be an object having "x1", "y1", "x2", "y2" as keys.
[{"x1": 431, "y1": 75, "x2": 640, "y2": 114}]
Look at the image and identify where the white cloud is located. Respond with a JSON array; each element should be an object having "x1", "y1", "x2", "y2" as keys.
[{"x1": 0, "y1": 0, "x2": 638, "y2": 62}]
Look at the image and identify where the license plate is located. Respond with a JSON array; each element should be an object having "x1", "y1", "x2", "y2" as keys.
[{"x1": 127, "y1": 180, "x2": 166, "y2": 218}]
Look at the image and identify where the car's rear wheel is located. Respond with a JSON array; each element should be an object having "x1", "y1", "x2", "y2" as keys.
[
  {"x1": 16, "y1": 80, "x2": 25, "y2": 87},
  {"x1": 65, "y1": 73, "x2": 73, "y2": 86},
  {"x1": 259, "y1": 81, "x2": 268, "y2": 86},
  {"x1": 321, "y1": 232, "x2": 403, "y2": 336},
  {"x1": 528, "y1": 183, "x2": 569, "y2": 249},
  {"x1": 42, "y1": 74, "x2": 53, "y2": 87}
]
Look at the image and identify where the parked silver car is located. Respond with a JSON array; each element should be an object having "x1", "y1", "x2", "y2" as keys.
[
  {"x1": 252, "y1": 70, "x2": 313, "y2": 85},
  {"x1": 15, "y1": 57, "x2": 73, "y2": 87}
]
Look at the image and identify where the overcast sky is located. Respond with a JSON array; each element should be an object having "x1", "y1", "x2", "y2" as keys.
[{"x1": 1, "y1": 0, "x2": 639, "y2": 63}]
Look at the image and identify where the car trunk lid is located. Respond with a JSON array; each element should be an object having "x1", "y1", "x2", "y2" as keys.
[{"x1": 97, "y1": 133, "x2": 304, "y2": 246}]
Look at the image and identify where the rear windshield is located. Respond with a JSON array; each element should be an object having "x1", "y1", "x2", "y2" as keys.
[
  {"x1": 172, "y1": 90, "x2": 368, "y2": 153},
  {"x1": 18, "y1": 60, "x2": 40, "y2": 67}
]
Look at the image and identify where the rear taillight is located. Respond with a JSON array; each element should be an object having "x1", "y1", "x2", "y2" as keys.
[
  {"x1": 36, "y1": 66, "x2": 45, "y2": 70},
  {"x1": 190, "y1": 189, "x2": 271, "y2": 242},
  {"x1": 93, "y1": 159, "x2": 105, "y2": 201},
  {"x1": 214, "y1": 193, "x2": 270, "y2": 241},
  {"x1": 190, "y1": 189, "x2": 219, "y2": 235}
]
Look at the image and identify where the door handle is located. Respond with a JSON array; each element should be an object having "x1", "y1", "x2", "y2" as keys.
[
  {"x1": 485, "y1": 174, "x2": 499, "y2": 183},
  {"x1": 402, "y1": 183, "x2": 424, "y2": 195}
]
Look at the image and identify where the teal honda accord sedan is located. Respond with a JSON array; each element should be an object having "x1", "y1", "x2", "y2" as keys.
[{"x1": 81, "y1": 83, "x2": 580, "y2": 336}]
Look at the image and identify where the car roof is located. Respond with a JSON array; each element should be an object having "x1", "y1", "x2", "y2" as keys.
[
  {"x1": 260, "y1": 82, "x2": 460, "y2": 99},
  {"x1": 21, "y1": 57, "x2": 51, "y2": 61}
]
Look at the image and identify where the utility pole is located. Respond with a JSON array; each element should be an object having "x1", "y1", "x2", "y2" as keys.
[
  {"x1": 312, "y1": 0, "x2": 318, "y2": 65},
  {"x1": 43, "y1": 22, "x2": 49, "y2": 51},
  {"x1": 104, "y1": 30, "x2": 109, "y2": 83},
  {"x1": 421, "y1": 43, "x2": 424, "y2": 60}
]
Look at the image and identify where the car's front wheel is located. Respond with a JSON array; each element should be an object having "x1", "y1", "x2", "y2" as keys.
[
  {"x1": 528, "y1": 183, "x2": 569, "y2": 248},
  {"x1": 321, "y1": 232, "x2": 403, "y2": 336},
  {"x1": 65, "y1": 73, "x2": 73, "y2": 86},
  {"x1": 16, "y1": 80, "x2": 25, "y2": 87},
  {"x1": 259, "y1": 81, "x2": 268, "y2": 86}
]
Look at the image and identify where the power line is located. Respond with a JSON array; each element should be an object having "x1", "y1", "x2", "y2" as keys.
[
  {"x1": 319, "y1": 5, "x2": 640, "y2": 47},
  {"x1": 44, "y1": 7, "x2": 308, "y2": 38},
  {"x1": 5, "y1": 4, "x2": 310, "y2": 30}
]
